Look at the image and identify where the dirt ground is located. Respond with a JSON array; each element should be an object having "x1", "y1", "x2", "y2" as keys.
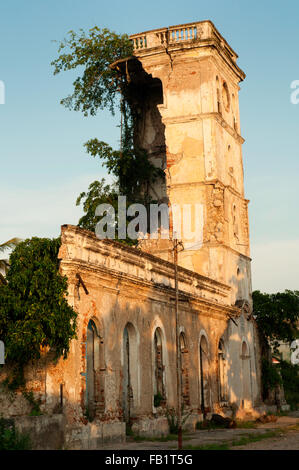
[
  {"x1": 232, "y1": 429, "x2": 299, "y2": 450},
  {"x1": 102, "y1": 412, "x2": 299, "y2": 451}
]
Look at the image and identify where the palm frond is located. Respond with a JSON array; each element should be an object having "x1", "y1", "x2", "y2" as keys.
[
  {"x1": 0, "y1": 238, "x2": 22, "y2": 253},
  {"x1": 0, "y1": 259, "x2": 9, "y2": 268},
  {"x1": 0, "y1": 272, "x2": 7, "y2": 285},
  {"x1": 0, "y1": 259, "x2": 10, "y2": 277}
]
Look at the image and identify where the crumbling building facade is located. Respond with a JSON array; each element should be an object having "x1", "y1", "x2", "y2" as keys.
[{"x1": 0, "y1": 21, "x2": 264, "y2": 449}]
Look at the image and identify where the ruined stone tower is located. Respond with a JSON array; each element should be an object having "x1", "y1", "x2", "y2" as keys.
[
  {"x1": 0, "y1": 23, "x2": 264, "y2": 448},
  {"x1": 114, "y1": 21, "x2": 252, "y2": 308}
]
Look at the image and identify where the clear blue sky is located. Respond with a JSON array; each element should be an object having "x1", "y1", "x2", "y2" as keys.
[{"x1": 1, "y1": 0, "x2": 298, "y2": 292}]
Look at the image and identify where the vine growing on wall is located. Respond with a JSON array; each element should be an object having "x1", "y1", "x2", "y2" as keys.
[
  {"x1": 52, "y1": 27, "x2": 164, "y2": 239},
  {"x1": 0, "y1": 237, "x2": 77, "y2": 387}
]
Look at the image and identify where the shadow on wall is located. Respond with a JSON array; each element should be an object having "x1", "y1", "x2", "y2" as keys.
[{"x1": 125, "y1": 58, "x2": 168, "y2": 207}]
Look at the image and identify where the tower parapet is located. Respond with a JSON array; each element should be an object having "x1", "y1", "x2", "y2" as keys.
[{"x1": 130, "y1": 21, "x2": 244, "y2": 79}]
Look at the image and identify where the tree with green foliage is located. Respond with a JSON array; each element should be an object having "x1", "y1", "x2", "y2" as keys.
[
  {"x1": 52, "y1": 27, "x2": 164, "y2": 239},
  {"x1": 76, "y1": 178, "x2": 118, "y2": 232},
  {"x1": 52, "y1": 27, "x2": 133, "y2": 116},
  {"x1": 280, "y1": 359, "x2": 299, "y2": 410},
  {"x1": 0, "y1": 237, "x2": 77, "y2": 385},
  {"x1": 253, "y1": 290, "x2": 299, "y2": 353},
  {"x1": 253, "y1": 289, "x2": 299, "y2": 403}
]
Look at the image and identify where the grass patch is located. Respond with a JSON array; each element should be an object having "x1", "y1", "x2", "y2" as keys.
[
  {"x1": 235, "y1": 420, "x2": 257, "y2": 429},
  {"x1": 231, "y1": 430, "x2": 280, "y2": 447},
  {"x1": 196, "y1": 418, "x2": 257, "y2": 430},
  {"x1": 132, "y1": 435, "x2": 146, "y2": 442},
  {"x1": 196, "y1": 420, "x2": 228, "y2": 430},
  {"x1": 285, "y1": 423, "x2": 299, "y2": 432},
  {"x1": 184, "y1": 443, "x2": 229, "y2": 450},
  {"x1": 185, "y1": 430, "x2": 283, "y2": 450},
  {"x1": 150, "y1": 434, "x2": 179, "y2": 442},
  {"x1": 130, "y1": 421, "x2": 299, "y2": 449},
  {"x1": 133, "y1": 433, "x2": 191, "y2": 443},
  {"x1": 275, "y1": 411, "x2": 290, "y2": 417},
  {"x1": 125, "y1": 422, "x2": 134, "y2": 436}
]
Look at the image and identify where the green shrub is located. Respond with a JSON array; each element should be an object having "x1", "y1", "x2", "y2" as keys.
[
  {"x1": 261, "y1": 358, "x2": 282, "y2": 399},
  {"x1": 154, "y1": 392, "x2": 164, "y2": 408},
  {"x1": 22, "y1": 390, "x2": 42, "y2": 416},
  {"x1": 166, "y1": 406, "x2": 192, "y2": 434},
  {"x1": 0, "y1": 418, "x2": 31, "y2": 450},
  {"x1": 280, "y1": 360, "x2": 299, "y2": 410}
]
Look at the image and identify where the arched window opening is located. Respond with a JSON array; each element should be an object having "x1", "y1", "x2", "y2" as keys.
[
  {"x1": 86, "y1": 319, "x2": 103, "y2": 421},
  {"x1": 218, "y1": 339, "x2": 228, "y2": 403},
  {"x1": 154, "y1": 328, "x2": 166, "y2": 407},
  {"x1": 179, "y1": 333, "x2": 190, "y2": 406},
  {"x1": 122, "y1": 323, "x2": 138, "y2": 424},
  {"x1": 241, "y1": 341, "x2": 251, "y2": 408},
  {"x1": 199, "y1": 335, "x2": 210, "y2": 417},
  {"x1": 222, "y1": 81, "x2": 230, "y2": 111}
]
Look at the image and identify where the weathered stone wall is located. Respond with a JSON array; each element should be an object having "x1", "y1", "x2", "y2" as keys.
[
  {"x1": 0, "y1": 223, "x2": 262, "y2": 447},
  {"x1": 14, "y1": 415, "x2": 65, "y2": 450},
  {"x1": 56, "y1": 225, "x2": 260, "y2": 444},
  {"x1": 0, "y1": 22, "x2": 264, "y2": 448}
]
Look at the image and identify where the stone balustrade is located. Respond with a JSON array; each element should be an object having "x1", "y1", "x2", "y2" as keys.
[
  {"x1": 129, "y1": 21, "x2": 238, "y2": 63},
  {"x1": 168, "y1": 24, "x2": 198, "y2": 43},
  {"x1": 130, "y1": 22, "x2": 200, "y2": 51}
]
